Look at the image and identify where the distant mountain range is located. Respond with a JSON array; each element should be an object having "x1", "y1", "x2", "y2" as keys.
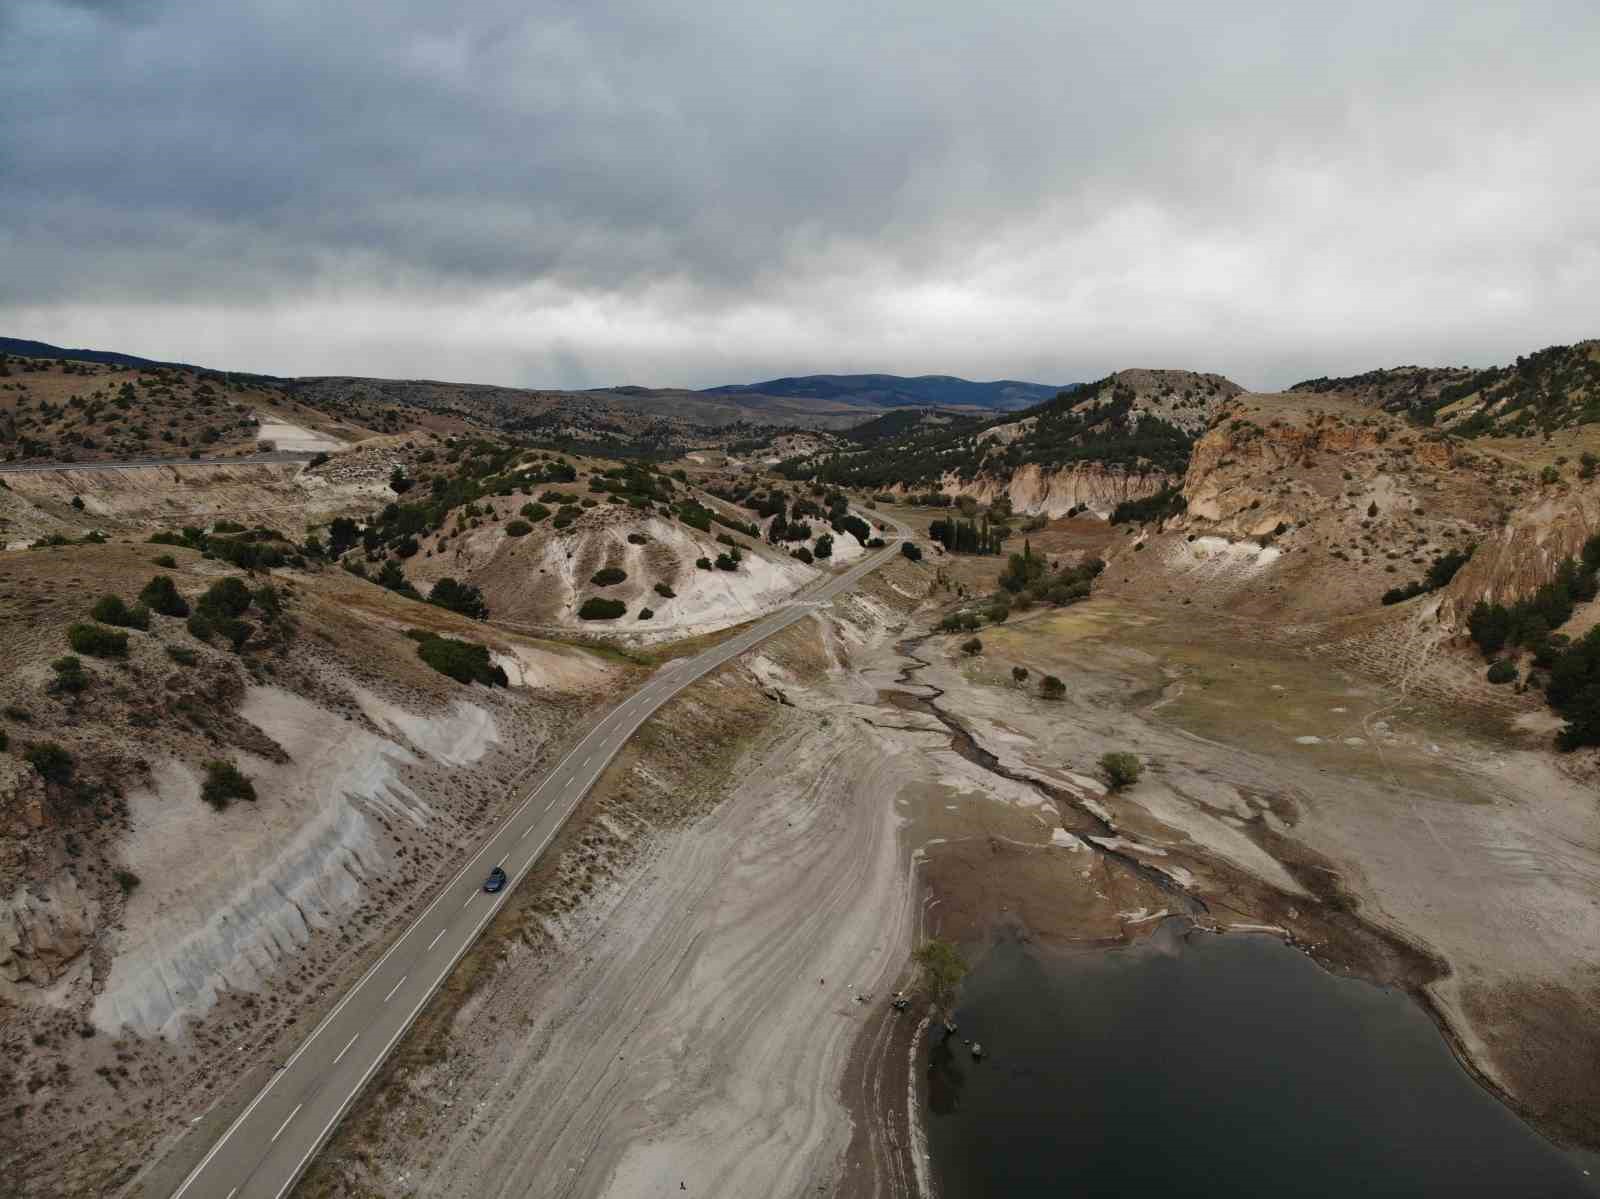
[
  {"x1": 1, "y1": 336, "x2": 1067, "y2": 430},
  {"x1": 0, "y1": 336, "x2": 184, "y2": 370},
  {"x1": 702, "y1": 373, "x2": 1060, "y2": 411}
]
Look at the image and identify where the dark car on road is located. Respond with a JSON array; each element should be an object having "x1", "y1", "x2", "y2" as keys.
[{"x1": 484, "y1": 866, "x2": 507, "y2": 893}]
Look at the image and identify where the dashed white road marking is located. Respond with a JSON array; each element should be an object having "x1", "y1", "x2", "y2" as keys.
[
  {"x1": 427, "y1": 927, "x2": 447, "y2": 951},
  {"x1": 270, "y1": 1103, "x2": 302, "y2": 1144},
  {"x1": 462, "y1": 892, "x2": 476, "y2": 909},
  {"x1": 383, "y1": 975, "x2": 407, "y2": 1004},
  {"x1": 332, "y1": 1033, "x2": 358, "y2": 1065}
]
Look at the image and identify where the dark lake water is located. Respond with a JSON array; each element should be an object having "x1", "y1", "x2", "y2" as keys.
[{"x1": 925, "y1": 924, "x2": 1598, "y2": 1198}]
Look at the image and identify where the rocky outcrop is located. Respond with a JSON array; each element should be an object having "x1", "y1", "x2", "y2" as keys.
[
  {"x1": 1437, "y1": 486, "x2": 1600, "y2": 624},
  {"x1": 1, "y1": 872, "x2": 97, "y2": 989},
  {"x1": 899, "y1": 462, "x2": 1172, "y2": 518},
  {"x1": 1107, "y1": 368, "x2": 1243, "y2": 436}
]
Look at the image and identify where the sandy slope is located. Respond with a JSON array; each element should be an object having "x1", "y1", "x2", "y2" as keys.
[{"x1": 423, "y1": 717, "x2": 914, "y2": 1199}]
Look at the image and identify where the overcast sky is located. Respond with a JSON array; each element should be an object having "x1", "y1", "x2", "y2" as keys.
[{"x1": 3, "y1": 2, "x2": 1597, "y2": 391}]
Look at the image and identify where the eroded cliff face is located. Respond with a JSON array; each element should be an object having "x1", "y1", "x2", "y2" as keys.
[
  {"x1": 1166, "y1": 392, "x2": 1600, "y2": 628},
  {"x1": 1441, "y1": 488, "x2": 1600, "y2": 623},
  {"x1": 899, "y1": 462, "x2": 1172, "y2": 517}
]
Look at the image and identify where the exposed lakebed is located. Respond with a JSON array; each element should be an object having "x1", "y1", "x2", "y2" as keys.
[{"x1": 926, "y1": 923, "x2": 1598, "y2": 1197}]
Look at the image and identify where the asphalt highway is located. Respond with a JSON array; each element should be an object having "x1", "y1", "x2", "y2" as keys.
[{"x1": 168, "y1": 524, "x2": 907, "y2": 1199}]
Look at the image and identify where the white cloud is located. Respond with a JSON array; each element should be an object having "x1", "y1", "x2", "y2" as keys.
[{"x1": 3, "y1": 0, "x2": 1597, "y2": 388}]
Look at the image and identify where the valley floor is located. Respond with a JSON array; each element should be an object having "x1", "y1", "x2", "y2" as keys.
[{"x1": 296, "y1": 570, "x2": 1600, "y2": 1198}]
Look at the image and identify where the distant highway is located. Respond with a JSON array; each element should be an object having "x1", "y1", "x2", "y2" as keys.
[
  {"x1": 0, "y1": 451, "x2": 319, "y2": 474},
  {"x1": 165, "y1": 522, "x2": 909, "y2": 1199}
]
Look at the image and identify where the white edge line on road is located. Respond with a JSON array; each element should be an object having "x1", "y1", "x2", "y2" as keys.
[
  {"x1": 168, "y1": 744, "x2": 577, "y2": 1197},
  {"x1": 382, "y1": 976, "x2": 406, "y2": 1004},
  {"x1": 427, "y1": 927, "x2": 447, "y2": 950},
  {"x1": 268, "y1": 784, "x2": 588, "y2": 1199},
  {"x1": 192, "y1": 534, "x2": 906, "y2": 1199},
  {"x1": 270, "y1": 1103, "x2": 302, "y2": 1144},
  {"x1": 332, "y1": 1034, "x2": 358, "y2": 1066}
]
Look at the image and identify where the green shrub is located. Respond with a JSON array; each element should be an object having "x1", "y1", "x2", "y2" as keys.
[
  {"x1": 591, "y1": 567, "x2": 627, "y2": 586},
  {"x1": 198, "y1": 577, "x2": 252, "y2": 619},
  {"x1": 187, "y1": 612, "x2": 215, "y2": 642},
  {"x1": 1012, "y1": 666, "x2": 1029, "y2": 685},
  {"x1": 113, "y1": 869, "x2": 141, "y2": 894},
  {"x1": 961, "y1": 637, "x2": 983, "y2": 655},
  {"x1": 25, "y1": 742, "x2": 75, "y2": 785},
  {"x1": 654, "y1": 582, "x2": 676, "y2": 598},
  {"x1": 901, "y1": 541, "x2": 922, "y2": 561},
  {"x1": 1100, "y1": 752, "x2": 1142, "y2": 789},
  {"x1": 627, "y1": 532, "x2": 649, "y2": 545},
  {"x1": 414, "y1": 633, "x2": 509, "y2": 686},
  {"x1": 505, "y1": 519, "x2": 533, "y2": 537},
  {"x1": 519, "y1": 502, "x2": 550, "y2": 523},
  {"x1": 201, "y1": 760, "x2": 256, "y2": 810},
  {"x1": 428, "y1": 577, "x2": 489, "y2": 619},
  {"x1": 638, "y1": 607, "x2": 654, "y2": 620},
  {"x1": 696, "y1": 556, "x2": 713, "y2": 570},
  {"x1": 67, "y1": 623, "x2": 128, "y2": 658},
  {"x1": 49, "y1": 656, "x2": 89, "y2": 694},
  {"x1": 90, "y1": 594, "x2": 150, "y2": 629},
  {"x1": 165, "y1": 644, "x2": 199, "y2": 666},
  {"x1": 139, "y1": 575, "x2": 190, "y2": 617},
  {"x1": 153, "y1": 554, "x2": 178, "y2": 568},
  {"x1": 1040, "y1": 674, "x2": 1065, "y2": 699},
  {"x1": 578, "y1": 597, "x2": 627, "y2": 620},
  {"x1": 1486, "y1": 659, "x2": 1517, "y2": 685},
  {"x1": 213, "y1": 616, "x2": 252, "y2": 651}
]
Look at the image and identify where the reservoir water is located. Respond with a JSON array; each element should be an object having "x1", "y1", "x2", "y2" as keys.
[{"x1": 925, "y1": 923, "x2": 1598, "y2": 1197}]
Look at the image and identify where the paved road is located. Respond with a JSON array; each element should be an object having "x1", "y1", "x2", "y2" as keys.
[
  {"x1": 0, "y1": 451, "x2": 318, "y2": 474},
  {"x1": 168, "y1": 526, "x2": 908, "y2": 1199}
]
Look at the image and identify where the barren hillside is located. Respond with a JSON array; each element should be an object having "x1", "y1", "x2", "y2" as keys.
[{"x1": 0, "y1": 538, "x2": 622, "y2": 1196}]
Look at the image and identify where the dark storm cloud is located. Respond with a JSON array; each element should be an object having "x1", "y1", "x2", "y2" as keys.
[{"x1": 2, "y1": 1, "x2": 1598, "y2": 387}]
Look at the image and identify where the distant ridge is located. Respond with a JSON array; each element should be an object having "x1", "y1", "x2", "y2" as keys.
[
  {"x1": 700, "y1": 373, "x2": 1063, "y2": 411},
  {"x1": 1, "y1": 335, "x2": 1066, "y2": 417},
  {"x1": 0, "y1": 336, "x2": 189, "y2": 370}
]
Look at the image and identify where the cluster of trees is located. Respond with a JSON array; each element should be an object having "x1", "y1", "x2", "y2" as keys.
[
  {"x1": 997, "y1": 542, "x2": 1105, "y2": 608},
  {"x1": 406, "y1": 629, "x2": 510, "y2": 685},
  {"x1": 1110, "y1": 486, "x2": 1186, "y2": 526},
  {"x1": 578, "y1": 597, "x2": 627, "y2": 620},
  {"x1": 428, "y1": 577, "x2": 489, "y2": 619},
  {"x1": 150, "y1": 524, "x2": 306, "y2": 571},
  {"x1": 1466, "y1": 541, "x2": 1600, "y2": 657},
  {"x1": 1381, "y1": 546, "x2": 1474, "y2": 606},
  {"x1": 929, "y1": 516, "x2": 1006, "y2": 555},
  {"x1": 1463, "y1": 535, "x2": 1600, "y2": 750},
  {"x1": 187, "y1": 576, "x2": 284, "y2": 652}
]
